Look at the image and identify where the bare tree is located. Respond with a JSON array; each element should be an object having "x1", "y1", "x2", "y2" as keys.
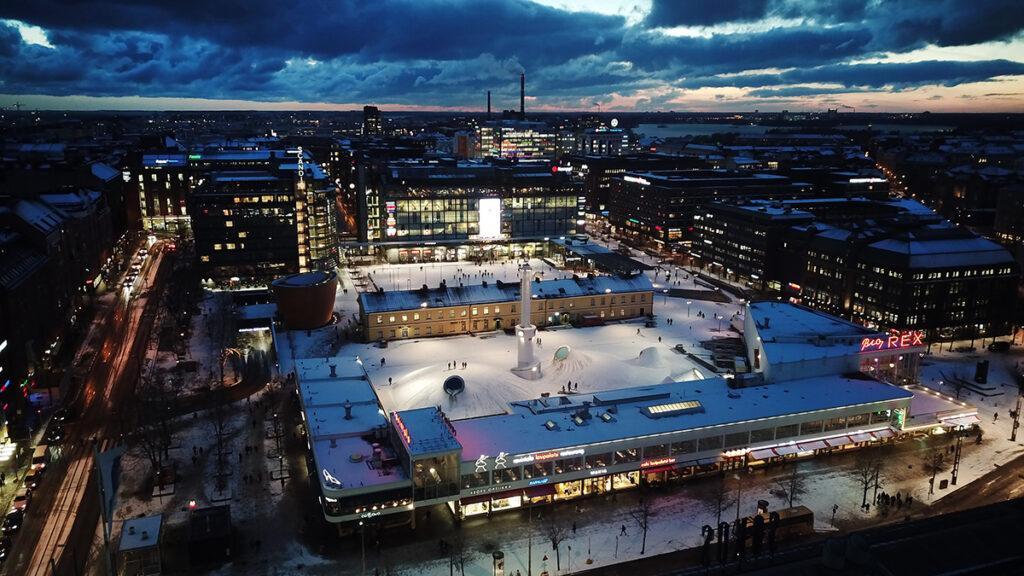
[
  {"x1": 774, "y1": 463, "x2": 808, "y2": 508},
  {"x1": 942, "y1": 370, "x2": 969, "y2": 399},
  {"x1": 921, "y1": 449, "x2": 947, "y2": 495},
  {"x1": 630, "y1": 497, "x2": 656, "y2": 555},
  {"x1": 448, "y1": 534, "x2": 468, "y2": 576},
  {"x1": 545, "y1": 515, "x2": 570, "y2": 571},
  {"x1": 134, "y1": 376, "x2": 176, "y2": 488},
  {"x1": 209, "y1": 401, "x2": 231, "y2": 492},
  {"x1": 852, "y1": 451, "x2": 883, "y2": 508},
  {"x1": 701, "y1": 473, "x2": 738, "y2": 526}
]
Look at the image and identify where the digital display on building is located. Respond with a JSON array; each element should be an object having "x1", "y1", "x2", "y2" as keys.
[
  {"x1": 859, "y1": 330, "x2": 925, "y2": 353},
  {"x1": 478, "y1": 197, "x2": 502, "y2": 238}
]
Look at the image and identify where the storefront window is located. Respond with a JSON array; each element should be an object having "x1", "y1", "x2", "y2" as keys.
[
  {"x1": 612, "y1": 471, "x2": 639, "y2": 490},
  {"x1": 870, "y1": 410, "x2": 891, "y2": 424},
  {"x1": 643, "y1": 443, "x2": 670, "y2": 459},
  {"x1": 800, "y1": 420, "x2": 824, "y2": 435},
  {"x1": 553, "y1": 457, "x2": 583, "y2": 474},
  {"x1": 846, "y1": 413, "x2": 870, "y2": 427},
  {"x1": 698, "y1": 435, "x2": 723, "y2": 452},
  {"x1": 583, "y1": 476, "x2": 611, "y2": 495},
  {"x1": 614, "y1": 448, "x2": 640, "y2": 464},
  {"x1": 671, "y1": 439, "x2": 696, "y2": 455},
  {"x1": 462, "y1": 472, "x2": 489, "y2": 489},
  {"x1": 462, "y1": 501, "x2": 489, "y2": 517},
  {"x1": 775, "y1": 424, "x2": 799, "y2": 439},
  {"x1": 522, "y1": 461, "x2": 552, "y2": 479},
  {"x1": 554, "y1": 480, "x2": 582, "y2": 500},
  {"x1": 585, "y1": 453, "x2": 611, "y2": 468},
  {"x1": 750, "y1": 428, "x2": 774, "y2": 443},
  {"x1": 494, "y1": 467, "x2": 520, "y2": 484},
  {"x1": 491, "y1": 495, "x2": 522, "y2": 512},
  {"x1": 724, "y1": 431, "x2": 749, "y2": 448},
  {"x1": 824, "y1": 416, "x2": 847, "y2": 432}
]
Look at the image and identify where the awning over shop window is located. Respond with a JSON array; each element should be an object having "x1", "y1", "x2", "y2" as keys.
[
  {"x1": 749, "y1": 448, "x2": 777, "y2": 461},
  {"x1": 797, "y1": 440, "x2": 828, "y2": 451},
  {"x1": 773, "y1": 444, "x2": 802, "y2": 456},
  {"x1": 824, "y1": 436, "x2": 854, "y2": 448},
  {"x1": 849, "y1": 432, "x2": 875, "y2": 443},
  {"x1": 871, "y1": 428, "x2": 895, "y2": 440},
  {"x1": 941, "y1": 414, "x2": 980, "y2": 428}
]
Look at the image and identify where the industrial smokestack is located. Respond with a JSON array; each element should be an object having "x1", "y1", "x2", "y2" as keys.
[
  {"x1": 487, "y1": 90, "x2": 491, "y2": 118},
  {"x1": 520, "y1": 72, "x2": 525, "y2": 118}
]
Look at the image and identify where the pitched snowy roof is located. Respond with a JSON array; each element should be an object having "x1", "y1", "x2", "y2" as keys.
[
  {"x1": 359, "y1": 274, "x2": 654, "y2": 314},
  {"x1": 866, "y1": 233, "x2": 1015, "y2": 269},
  {"x1": 14, "y1": 199, "x2": 66, "y2": 234}
]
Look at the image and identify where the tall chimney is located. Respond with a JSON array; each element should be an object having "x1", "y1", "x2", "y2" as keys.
[
  {"x1": 520, "y1": 72, "x2": 525, "y2": 119},
  {"x1": 487, "y1": 90, "x2": 491, "y2": 119}
]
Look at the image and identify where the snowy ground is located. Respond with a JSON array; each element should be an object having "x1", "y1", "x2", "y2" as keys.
[
  {"x1": 254, "y1": 255, "x2": 1024, "y2": 576},
  {"x1": 285, "y1": 259, "x2": 734, "y2": 420}
]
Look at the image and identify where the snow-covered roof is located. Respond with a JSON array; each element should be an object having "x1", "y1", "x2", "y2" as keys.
[
  {"x1": 295, "y1": 358, "x2": 409, "y2": 492},
  {"x1": 453, "y1": 374, "x2": 911, "y2": 461},
  {"x1": 748, "y1": 301, "x2": 878, "y2": 364},
  {"x1": 393, "y1": 407, "x2": 461, "y2": 457},
  {"x1": 359, "y1": 275, "x2": 653, "y2": 314},
  {"x1": 866, "y1": 233, "x2": 1015, "y2": 269},
  {"x1": 90, "y1": 162, "x2": 119, "y2": 182},
  {"x1": 118, "y1": 515, "x2": 161, "y2": 551},
  {"x1": 14, "y1": 199, "x2": 65, "y2": 234}
]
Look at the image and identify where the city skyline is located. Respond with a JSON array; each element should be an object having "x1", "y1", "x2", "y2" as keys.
[{"x1": 1, "y1": 0, "x2": 1024, "y2": 112}]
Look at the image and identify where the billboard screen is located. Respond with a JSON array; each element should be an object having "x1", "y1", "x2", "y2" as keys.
[{"x1": 478, "y1": 198, "x2": 502, "y2": 238}]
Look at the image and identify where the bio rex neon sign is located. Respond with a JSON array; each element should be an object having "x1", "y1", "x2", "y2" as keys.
[{"x1": 860, "y1": 330, "x2": 925, "y2": 353}]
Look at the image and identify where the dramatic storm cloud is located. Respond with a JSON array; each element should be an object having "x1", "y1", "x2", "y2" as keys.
[{"x1": 0, "y1": 0, "x2": 1022, "y2": 110}]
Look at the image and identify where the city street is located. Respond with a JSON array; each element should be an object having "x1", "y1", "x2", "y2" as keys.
[{"x1": 3, "y1": 241, "x2": 172, "y2": 576}]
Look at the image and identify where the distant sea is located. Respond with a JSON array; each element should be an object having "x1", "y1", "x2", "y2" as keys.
[{"x1": 636, "y1": 122, "x2": 955, "y2": 138}]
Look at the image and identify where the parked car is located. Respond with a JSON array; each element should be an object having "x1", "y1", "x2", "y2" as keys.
[
  {"x1": 2, "y1": 510, "x2": 22, "y2": 535},
  {"x1": 11, "y1": 486, "x2": 30, "y2": 512},
  {"x1": 24, "y1": 470, "x2": 42, "y2": 491}
]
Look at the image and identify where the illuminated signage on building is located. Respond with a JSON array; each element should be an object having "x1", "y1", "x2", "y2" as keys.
[
  {"x1": 394, "y1": 413, "x2": 411, "y2": 445},
  {"x1": 640, "y1": 457, "x2": 676, "y2": 469},
  {"x1": 859, "y1": 330, "x2": 925, "y2": 353},
  {"x1": 513, "y1": 447, "x2": 584, "y2": 465},
  {"x1": 322, "y1": 468, "x2": 342, "y2": 487},
  {"x1": 528, "y1": 477, "x2": 550, "y2": 486},
  {"x1": 385, "y1": 201, "x2": 397, "y2": 237},
  {"x1": 623, "y1": 175, "x2": 651, "y2": 186}
]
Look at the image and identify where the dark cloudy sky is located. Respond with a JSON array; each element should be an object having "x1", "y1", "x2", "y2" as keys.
[{"x1": 1, "y1": 0, "x2": 1023, "y2": 111}]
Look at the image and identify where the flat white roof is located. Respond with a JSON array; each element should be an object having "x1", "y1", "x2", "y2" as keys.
[{"x1": 452, "y1": 374, "x2": 912, "y2": 461}]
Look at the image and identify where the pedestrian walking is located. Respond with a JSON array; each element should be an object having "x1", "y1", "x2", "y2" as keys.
[
  {"x1": 572, "y1": 521, "x2": 577, "y2": 533},
  {"x1": 620, "y1": 524, "x2": 627, "y2": 536}
]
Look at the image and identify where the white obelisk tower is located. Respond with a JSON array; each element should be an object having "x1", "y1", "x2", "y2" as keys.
[{"x1": 512, "y1": 264, "x2": 542, "y2": 379}]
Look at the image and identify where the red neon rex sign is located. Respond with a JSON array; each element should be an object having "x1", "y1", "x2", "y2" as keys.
[{"x1": 860, "y1": 330, "x2": 925, "y2": 353}]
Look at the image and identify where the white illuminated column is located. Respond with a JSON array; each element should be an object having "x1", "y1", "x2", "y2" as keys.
[{"x1": 512, "y1": 264, "x2": 542, "y2": 380}]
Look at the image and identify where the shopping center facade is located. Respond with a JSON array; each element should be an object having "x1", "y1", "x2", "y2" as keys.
[{"x1": 293, "y1": 302, "x2": 973, "y2": 529}]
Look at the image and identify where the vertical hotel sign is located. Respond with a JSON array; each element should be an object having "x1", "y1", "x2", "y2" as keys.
[
  {"x1": 385, "y1": 201, "x2": 397, "y2": 237},
  {"x1": 859, "y1": 329, "x2": 925, "y2": 353}
]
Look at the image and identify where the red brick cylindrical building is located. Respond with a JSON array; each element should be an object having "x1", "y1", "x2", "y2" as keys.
[{"x1": 270, "y1": 270, "x2": 337, "y2": 330}]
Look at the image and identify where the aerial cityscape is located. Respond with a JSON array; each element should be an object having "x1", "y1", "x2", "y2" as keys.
[{"x1": 2, "y1": 1, "x2": 1024, "y2": 575}]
